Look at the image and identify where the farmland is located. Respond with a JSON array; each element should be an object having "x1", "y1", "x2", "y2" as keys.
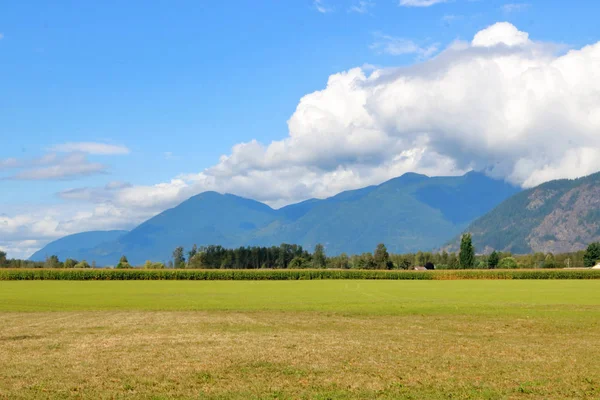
[{"x1": 1, "y1": 280, "x2": 599, "y2": 399}]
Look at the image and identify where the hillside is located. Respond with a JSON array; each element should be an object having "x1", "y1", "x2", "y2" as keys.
[
  {"x1": 29, "y1": 230, "x2": 128, "y2": 262},
  {"x1": 80, "y1": 192, "x2": 280, "y2": 265},
  {"x1": 456, "y1": 172, "x2": 600, "y2": 254},
  {"x1": 32, "y1": 172, "x2": 520, "y2": 265},
  {"x1": 254, "y1": 171, "x2": 520, "y2": 255}
]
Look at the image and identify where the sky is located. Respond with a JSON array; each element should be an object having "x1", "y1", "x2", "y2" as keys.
[{"x1": 2, "y1": 0, "x2": 600, "y2": 258}]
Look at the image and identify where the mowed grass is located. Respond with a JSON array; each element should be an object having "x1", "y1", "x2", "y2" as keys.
[{"x1": 1, "y1": 281, "x2": 599, "y2": 399}]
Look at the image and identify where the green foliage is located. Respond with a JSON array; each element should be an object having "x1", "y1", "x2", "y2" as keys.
[
  {"x1": 583, "y1": 242, "x2": 600, "y2": 267},
  {"x1": 64, "y1": 258, "x2": 78, "y2": 269},
  {"x1": 488, "y1": 251, "x2": 500, "y2": 269},
  {"x1": 144, "y1": 260, "x2": 165, "y2": 269},
  {"x1": 172, "y1": 247, "x2": 185, "y2": 269},
  {"x1": 459, "y1": 233, "x2": 475, "y2": 269},
  {"x1": 44, "y1": 255, "x2": 62, "y2": 269},
  {"x1": 374, "y1": 243, "x2": 391, "y2": 269},
  {"x1": 74, "y1": 260, "x2": 91, "y2": 269},
  {"x1": 187, "y1": 244, "x2": 198, "y2": 262},
  {"x1": 0, "y1": 250, "x2": 8, "y2": 267},
  {"x1": 543, "y1": 253, "x2": 559, "y2": 269},
  {"x1": 328, "y1": 253, "x2": 350, "y2": 269},
  {"x1": 498, "y1": 257, "x2": 518, "y2": 269},
  {"x1": 312, "y1": 244, "x2": 326, "y2": 268},
  {"x1": 288, "y1": 257, "x2": 310, "y2": 269},
  {"x1": 1, "y1": 268, "x2": 600, "y2": 281},
  {"x1": 116, "y1": 255, "x2": 132, "y2": 269}
]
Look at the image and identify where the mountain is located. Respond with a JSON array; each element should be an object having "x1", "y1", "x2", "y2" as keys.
[
  {"x1": 29, "y1": 230, "x2": 128, "y2": 262},
  {"x1": 454, "y1": 172, "x2": 600, "y2": 254},
  {"x1": 252, "y1": 171, "x2": 520, "y2": 256},
  {"x1": 31, "y1": 172, "x2": 520, "y2": 265},
  {"x1": 80, "y1": 192, "x2": 280, "y2": 265}
]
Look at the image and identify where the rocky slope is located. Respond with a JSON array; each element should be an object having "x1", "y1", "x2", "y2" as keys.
[{"x1": 456, "y1": 172, "x2": 600, "y2": 254}]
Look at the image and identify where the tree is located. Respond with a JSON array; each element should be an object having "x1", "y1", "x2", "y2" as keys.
[
  {"x1": 116, "y1": 255, "x2": 131, "y2": 269},
  {"x1": 313, "y1": 244, "x2": 326, "y2": 268},
  {"x1": 415, "y1": 251, "x2": 425, "y2": 267},
  {"x1": 75, "y1": 260, "x2": 91, "y2": 268},
  {"x1": 173, "y1": 247, "x2": 185, "y2": 269},
  {"x1": 0, "y1": 250, "x2": 7, "y2": 267},
  {"x1": 288, "y1": 257, "x2": 309, "y2": 269},
  {"x1": 144, "y1": 260, "x2": 165, "y2": 269},
  {"x1": 448, "y1": 253, "x2": 459, "y2": 269},
  {"x1": 188, "y1": 252, "x2": 205, "y2": 269},
  {"x1": 459, "y1": 233, "x2": 475, "y2": 269},
  {"x1": 543, "y1": 253, "x2": 558, "y2": 269},
  {"x1": 488, "y1": 251, "x2": 500, "y2": 269},
  {"x1": 64, "y1": 258, "x2": 78, "y2": 269},
  {"x1": 498, "y1": 257, "x2": 518, "y2": 269},
  {"x1": 188, "y1": 244, "x2": 198, "y2": 263},
  {"x1": 583, "y1": 242, "x2": 600, "y2": 267},
  {"x1": 373, "y1": 243, "x2": 390, "y2": 269},
  {"x1": 45, "y1": 255, "x2": 61, "y2": 268}
]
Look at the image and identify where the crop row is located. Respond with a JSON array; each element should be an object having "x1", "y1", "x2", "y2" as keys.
[{"x1": 1, "y1": 268, "x2": 600, "y2": 280}]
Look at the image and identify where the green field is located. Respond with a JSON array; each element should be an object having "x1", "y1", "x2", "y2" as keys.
[{"x1": 1, "y1": 280, "x2": 599, "y2": 399}]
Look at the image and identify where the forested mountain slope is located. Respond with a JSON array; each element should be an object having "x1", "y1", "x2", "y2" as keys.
[
  {"x1": 456, "y1": 172, "x2": 600, "y2": 254},
  {"x1": 32, "y1": 172, "x2": 520, "y2": 265}
]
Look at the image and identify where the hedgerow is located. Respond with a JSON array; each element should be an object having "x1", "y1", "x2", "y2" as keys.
[{"x1": 1, "y1": 268, "x2": 599, "y2": 280}]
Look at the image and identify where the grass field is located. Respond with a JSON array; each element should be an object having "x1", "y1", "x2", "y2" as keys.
[{"x1": 1, "y1": 280, "x2": 599, "y2": 399}]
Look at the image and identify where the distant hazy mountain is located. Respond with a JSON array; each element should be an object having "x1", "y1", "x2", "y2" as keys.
[
  {"x1": 453, "y1": 172, "x2": 600, "y2": 254},
  {"x1": 32, "y1": 172, "x2": 520, "y2": 265},
  {"x1": 29, "y1": 230, "x2": 128, "y2": 262}
]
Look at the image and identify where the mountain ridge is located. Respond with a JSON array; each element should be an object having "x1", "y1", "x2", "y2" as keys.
[
  {"x1": 31, "y1": 171, "x2": 521, "y2": 265},
  {"x1": 450, "y1": 172, "x2": 600, "y2": 254}
]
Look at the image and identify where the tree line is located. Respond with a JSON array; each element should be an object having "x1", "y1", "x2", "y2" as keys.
[{"x1": 2, "y1": 235, "x2": 600, "y2": 270}]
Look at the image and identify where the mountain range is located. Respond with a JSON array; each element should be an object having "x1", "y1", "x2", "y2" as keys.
[
  {"x1": 30, "y1": 171, "x2": 520, "y2": 265},
  {"x1": 455, "y1": 171, "x2": 600, "y2": 254}
]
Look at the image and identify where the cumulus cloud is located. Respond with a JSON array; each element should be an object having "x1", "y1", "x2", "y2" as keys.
[
  {"x1": 6, "y1": 22, "x2": 600, "y2": 258},
  {"x1": 49, "y1": 142, "x2": 130, "y2": 155},
  {"x1": 399, "y1": 0, "x2": 447, "y2": 7},
  {"x1": 106, "y1": 22, "x2": 600, "y2": 206},
  {"x1": 471, "y1": 21, "x2": 530, "y2": 47}
]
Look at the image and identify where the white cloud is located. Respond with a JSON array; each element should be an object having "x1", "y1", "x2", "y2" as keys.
[
  {"x1": 502, "y1": 3, "x2": 531, "y2": 13},
  {"x1": 2, "y1": 153, "x2": 106, "y2": 180},
  {"x1": 472, "y1": 21, "x2": 530, "y2": 47},
  {"x1": 314, "y1": 0, "x2": 333, "y2": 13},
  {"x1": 0, "y1": 158, "x2": 19, "y2": 169},
  {"x1": 399, "y1": 0, "x2": 447, "y2": 7},
  {"x1": 370, "y1": 33, "x2": 439, "y2": 58},
  {"x1": 6, "y1": 22, "x2": 600, "y2": 258},
  {"x1": 50, "y1": 142, "x2": 130, "y2": 155},
  {"x1": 0, "y1": 203, "x2": 147, "y2": 259},
  {"x1": 1, "y1": 142, "x2": 128, "y2": 181},
  {"x1": 349, "y1": 0, "x2": 375, "y2": 13}
]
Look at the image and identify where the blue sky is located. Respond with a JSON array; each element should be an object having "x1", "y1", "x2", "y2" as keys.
[{"x1": 2, "y1": 0, "x2": 600, "y2": 257}]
